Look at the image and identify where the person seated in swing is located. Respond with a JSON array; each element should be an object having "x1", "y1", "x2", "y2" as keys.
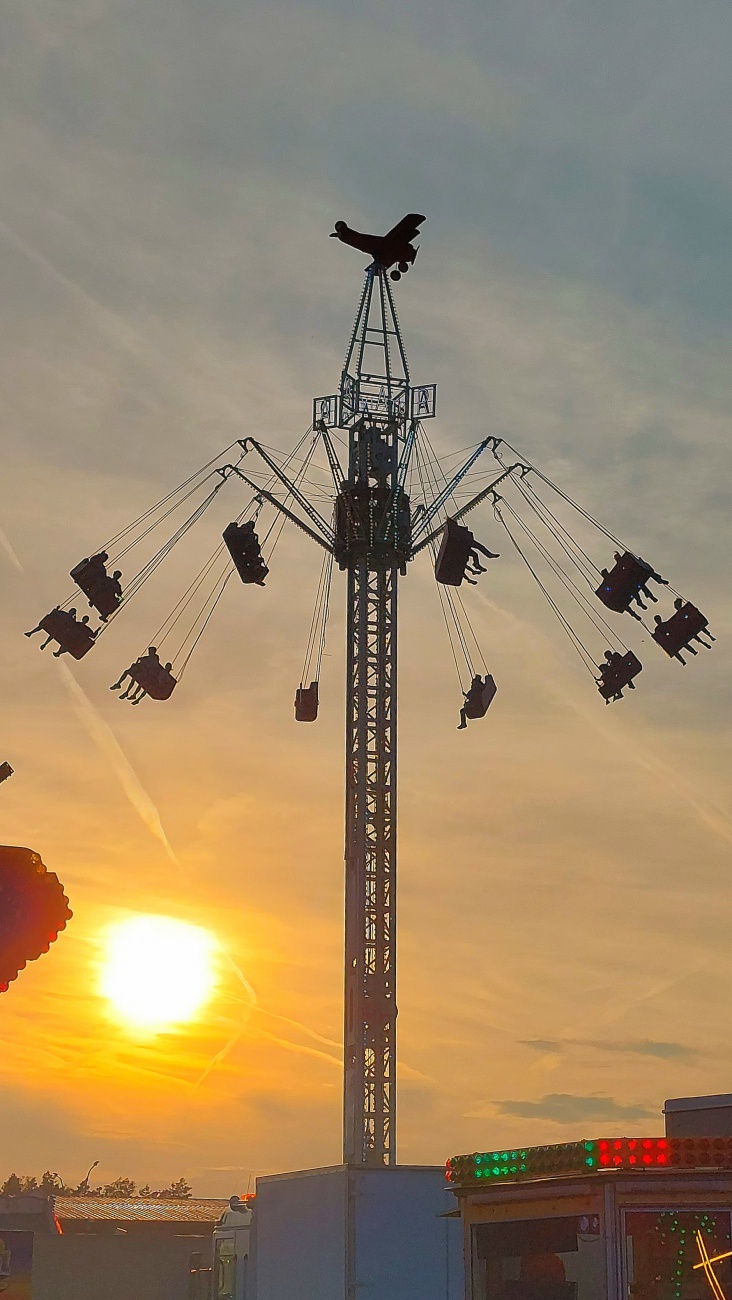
[
  {"x1": 672, "y1": 595, "x2": 714, "y2": 644},
  {"x1": 436, "y1": 519, "x2": 498, "y2": 587},
  {"x1": 635, "y1": 555, "x2": 668, "y2": 602},
  {"x1": 25, "y1": 606, "x2": 67, "y2": 649},
  {"x1": 652, "y1": 598, "x2": 714, "y2": 663},
  {"x1": 71, "y1": 552, "x2": 124, "y2": 620},
  {"x1": 129, "y1": 660, "x2": 174, "y2": 705},
  {"x1": 458, "y1": 674, "x2": 497, "y2": 729},
  {"x1": 223, "y1": 519, "x2": 269, "y2": 585},
  {"x1": 596, "y1": 649, "x2": 642, "y2": 702},
  {"x1": 26, "y1": 607, "x2": 96, "y2": 658},
  {"x1": 597, "y1": 650, "x2": 626, "y2": 701},
  {"x1": 467, "y1": 540, "x2": 499, "y2": 575},
  {"x1": 107, "y1": 569, "x2": 123, "y2": 604},
  {"x1": 110, "y1": 656, "x2": 143, "y2": 695},
  {"x1": 111, "y1": 647, "x2": 160, "y2": 698},
  {"x1": 597, "y1": 551, "x2": 667, "y2": 615},
  {"x1": 123, "y1": 647, "x2": 161, "y2": 699},
  {"x1": 52, "y1": 614, "x2": 95, "y2": 657}
]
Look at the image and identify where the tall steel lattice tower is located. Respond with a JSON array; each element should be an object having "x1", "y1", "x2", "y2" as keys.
[
  {"x1": 314, "y1": 266, "x2": 436, "y2": 1165},
  {"x1": 237, "y1": 250, "x2": 490, "y2": 1163}
]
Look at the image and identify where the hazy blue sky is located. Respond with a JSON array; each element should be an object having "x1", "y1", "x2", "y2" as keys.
[{"x1": 0, "y1": 0, "x2": 730, "y2": 1194}]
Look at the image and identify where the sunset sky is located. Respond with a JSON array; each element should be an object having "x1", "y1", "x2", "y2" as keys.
[{"x1": 1, "y1": 0, "x2": 731, "y2": 1196}]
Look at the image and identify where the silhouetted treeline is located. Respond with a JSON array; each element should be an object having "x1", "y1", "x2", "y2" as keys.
[{"x1": 0, "y1": 1172, "x2": 193, "y2": 1198}]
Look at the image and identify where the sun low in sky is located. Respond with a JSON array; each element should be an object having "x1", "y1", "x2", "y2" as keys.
[{"x1": 100, "y1": 916, "x2": 218, "y2": 1032}]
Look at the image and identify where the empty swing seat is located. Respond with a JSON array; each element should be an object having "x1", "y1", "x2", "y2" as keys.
[
  {"x1": 223, "y1": 522, "x2": 269, "y2": 586},
  {"x1": 295, "y1": 682, "x2": 319, "y2": 722},
  {"x1": 40, "y1": 610, "x2": 96, "y2": 659},
  {"x1": 596, "y1": 553, "x2": 655, "y2": 613},
  {"x1": 464, "y1": 674, "x2": 497, "y2": 719},
  {"x1": 435, "y1": 518, "x2": 476, "y2": 586},
  {"x1": 597, "y1": 650, "x2": 642, "y2": 701},
  {"x1": 652, "y1": 602, "x2": 710, "y2": 658},
  {"x1": 70, "y1": 558, "x2": 121, "y2": 620}
]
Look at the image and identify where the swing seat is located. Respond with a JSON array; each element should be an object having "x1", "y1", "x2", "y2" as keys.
[
  {"x1": 463, "y1": 674, "x2": 497, "y2": 719},
  {"x1": 597, "y1": 650, "x2": 642, "y2": 700},
  {"x1": 295, "y1": 682, "x2": 319, "y2": 722},
  {"x1": 70, "y1": 559, "x2": 121, "y2": 619},
  {"x1": 435, "y1": 518, "x2": 475, "y2": 586},
  {"x1": 596, "y1": 553, "x2": 654, "y2": 613},
  {"x1": 132, "y1": 662, "x2": 177, "y2": 700},
  {"x1": 40, "y1": 610, "x2": 96, "y2": 659},
  {"x1": 652, "y1": 603, "x2": 710, "y2": 657},
  {"x1": 223, "y1": 522, "x2": 269, "y2": 586},
  {"x1": 0, "y1": 762, "x2": 13, "y2": 784}
]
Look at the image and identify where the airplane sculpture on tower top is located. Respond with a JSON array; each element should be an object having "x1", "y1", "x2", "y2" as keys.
[{"x1": 330, "y1": 213, "x2": 426, "y2": 279}]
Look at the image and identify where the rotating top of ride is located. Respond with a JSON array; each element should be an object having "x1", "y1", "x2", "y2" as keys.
[{"x1": 23, "y1": 211, "x2": 715, "y2": 721}]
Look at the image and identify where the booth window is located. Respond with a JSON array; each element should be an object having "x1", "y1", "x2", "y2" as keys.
[
  {"x1": 473, "y1": 1214, "x2": 603, "y2": 1299},
  {"x1": 623, "y1": 1210, "x2": 732, "y2": 1299}
]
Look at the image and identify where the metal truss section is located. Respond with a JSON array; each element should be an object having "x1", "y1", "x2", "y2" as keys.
[
  {"x1": 343, "y1": 562, "x2": 397, "y2": 1166},
  {"x1": 341, "y1": 270, "x2": 410, "y2": 425}
]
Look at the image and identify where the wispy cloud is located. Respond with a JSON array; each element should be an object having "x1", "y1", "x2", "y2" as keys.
[
  {"x1": 521, "y1": 1038, "x2": 698, "y2": 1063},
  {"x1": 485, "y1": 1093, "x2": 657, "y2": 1125}
]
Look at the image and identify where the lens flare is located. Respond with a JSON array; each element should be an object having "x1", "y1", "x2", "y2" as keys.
[{"x1": 101, "y1": 915, "x2": 217, "y2": 1031}]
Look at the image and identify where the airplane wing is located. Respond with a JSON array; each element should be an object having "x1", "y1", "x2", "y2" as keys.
[{"x1": 384, "y1": 213, "x2": 426, "y2": 242}]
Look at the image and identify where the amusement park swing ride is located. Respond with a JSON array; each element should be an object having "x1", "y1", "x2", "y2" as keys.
[{"x1": 26, "y1": 212, "x2": 714, "y2": 1168}]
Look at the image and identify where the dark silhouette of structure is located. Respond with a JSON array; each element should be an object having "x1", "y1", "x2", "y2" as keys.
[
  {"x1": 330, "y1": 214, "x2": 426, "y2": 280},
  {"x1": 0, "y1": 846, "x2": 72, "y2": 993}
]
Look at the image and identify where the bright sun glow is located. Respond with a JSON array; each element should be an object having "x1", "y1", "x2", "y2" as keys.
[{"x1": 101, "y1": 915, "x2": 217, "y2": 1031}]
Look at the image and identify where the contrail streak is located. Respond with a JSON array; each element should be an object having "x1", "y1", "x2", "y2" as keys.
[
  {"x1": 0, "y1": 219, "x2": 244, "y2": 423},
  {"x1": 257, "y1": 1028, "x2": 343, "y2": 1069},
  {"x1": 0, "y1": 524, "x2": 23, "y2": 571},
  {"x1": 194, "y1": 946, "x2": 428, "y2": 1089},
  {"x1": 222, "y1": 947, "x2": 342, "y2": 1049},
  {"x1": 59, "y1": 663, "x2": 178, "y2": 863},
  {"x1": 192, "y1": 1029, "x2": 245, "y2": 1092},
  {"x1": 224, "y1": 947, "x2": 343, "y2": 1049}
]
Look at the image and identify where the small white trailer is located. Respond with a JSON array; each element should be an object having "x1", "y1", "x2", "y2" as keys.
[
  {"x1": 211, "y1": 1196, "x2": 254, "y2": 1300},
  {"x1": 250, "y1": 1164, "x2": 462, "y2": 1300}
]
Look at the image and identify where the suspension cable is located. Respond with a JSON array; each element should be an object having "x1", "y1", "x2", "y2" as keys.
[
  {"x1": 415, "y1": 438, "x2": 478, "y2": 686},
  {"x1": 315, "y1": 553, "x2": 333, "y2": 681},
  {"x1": 499, "y1": 497, "x2": 628, "y2": 653},
  {"x1": 301, "y1": 549, "x2": 334, "y2": 686},
  {"x1": 512, "y1": 475, "x2": 601, "y2": 587},
  {"x1": 153, "y1": 498, "x2": 261, "y2": 651},
  {"x1": 496, "y1": 440, "x2": 627, "y2": 549},
  {"x1": 177, "y1": 567, "x2": 236, "y2": 676},
  {"x1": 115, "y1": 473, "x2": 233, "y2": 608},
  {"x1": 111, "y1": 470, "x2": 228, "y2": 565},
  {"x1": 493, "y1": 501, "x2": 601, "y2": 678},
  {"x1": 101, "y1": 442, "x2": 244, "y2": 553}
]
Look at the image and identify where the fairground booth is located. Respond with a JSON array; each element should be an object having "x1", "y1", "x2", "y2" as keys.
[{"x1": 447, "y1": 1094, "x2": 732, "y2": 1300}]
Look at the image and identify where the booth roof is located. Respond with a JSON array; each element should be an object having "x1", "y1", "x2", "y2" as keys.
[{"x1": 55, "y1": 1197, "x2": 229, "y2": 1223}]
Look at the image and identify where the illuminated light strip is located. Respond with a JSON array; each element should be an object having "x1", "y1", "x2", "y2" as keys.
[
  {"x1": 695, "y1": 1230, "x2": 728, "y2": 1300},
  {"x1": 446, "y1": 1137, "x2": 671, "y2": 1185}
]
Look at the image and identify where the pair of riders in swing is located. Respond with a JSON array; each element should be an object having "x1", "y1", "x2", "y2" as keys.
[{"x1": 25, "y1": 552, "x2": 123, "y2": 659}]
